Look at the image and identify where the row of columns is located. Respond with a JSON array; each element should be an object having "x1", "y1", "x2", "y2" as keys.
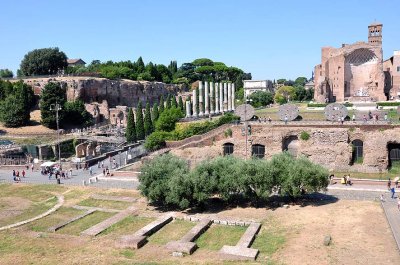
[{"x1": 186, "y1": 81, "x2": 235, "y2": 118}]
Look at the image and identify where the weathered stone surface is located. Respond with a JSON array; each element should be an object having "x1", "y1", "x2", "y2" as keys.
[
  {"x1": 180, "y1": 219, "x2": 212, "y2": 242},
  {"x1": 324, "y1": 235, "x2": 332, "y2": 246},
  {"x1": 219, "y1": 245, "x2": 259, "y2": 260},
  {"x1": 133, "y1": 214, "x2": 173, "y2": 237},
  {"x1": 166, "y1": 241, "x2": 197, "y2": 255},
  {"x1": 48, "y1": 209, "x2": 96, "y2": 232},
  {"x1": 117, "y1": 235, "x2": 147, "y2": 249},
  {"x1": 237, "y1": 223, "x2": 261, "y2": 248}
]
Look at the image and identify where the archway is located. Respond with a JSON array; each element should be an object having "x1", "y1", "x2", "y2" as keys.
[
  {"x1": 351, "y1": 139, "x2": 363, "y2": 164},
  {"x1": 282, "y1": 135, "x2": 299, "y2": 157},
  {"x1": 223, "y1": 143, "x2": 234, "y2": 156},
  {"x1": 387, "y1": 142, "x2": 400, "y2": 169}
]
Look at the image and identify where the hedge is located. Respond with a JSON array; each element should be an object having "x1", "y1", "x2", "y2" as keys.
[
  {"x1": 377, "y1": 102, "x2": 400, "y2": 106},
  {"x1": 307, "y1": 102, "x2": 353, "y2": 108}
]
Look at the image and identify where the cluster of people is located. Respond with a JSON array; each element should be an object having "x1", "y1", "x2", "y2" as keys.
[
  {"x1": 12, "y1": 169, "x2": 26, "y2": 182},
  {"x1": 340, "y1": 174, "x2": 352, "y2": 186}
]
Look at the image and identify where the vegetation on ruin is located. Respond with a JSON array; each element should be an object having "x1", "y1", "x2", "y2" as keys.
[
  {"x1": 144, "y1": 112, "x2": 239, "y2": 151},
  {"x1": 138, "y1": 152, "x2": 329, "y2": 209},
  {"x1": 40, "y1": 82, "x2": 93, "y2": 129},
  {"x1": 19, "y1": 47, "x2": 68, "y2": 76},
  {"x1": 300, "y1": 131, "x2": 310, "y2": 141},
  {"x1": 0, "y1": 80, "x2": 35, "y2": 127}
]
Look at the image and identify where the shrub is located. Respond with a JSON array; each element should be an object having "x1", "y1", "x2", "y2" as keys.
[
  {"x1": 300, "y1": 131, "x2": 310, "y2": 141},
  {"x1": 144, "y1": 131, "x2": 172, "y2": 151},
  {"x1": 155, "y1": 107, "x2": 183, "y2": 132},
  {"x1": 377, "y1": 102, "x2": 400, "y2": 106},
  {"x1": 224, "y1": 128, "x2": 233, "y2": 138}
]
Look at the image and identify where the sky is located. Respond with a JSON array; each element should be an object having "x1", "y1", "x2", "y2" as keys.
[{"x1": 0, "y1": 0, "x2": 399, "y2": 80}]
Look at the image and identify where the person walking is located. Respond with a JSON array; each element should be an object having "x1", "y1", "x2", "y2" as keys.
[
  {"x1": 89, "y1": 166, "x2": 93, "y2": 176},
  {"x1": 22, "y1": 170, "x2": 25, "y2": 178},
  {"x1": 69, "y1": 168, "x2": 73, "y2": 178},
  {"x1": 31, "y1": 164, "x2": 34, "y2": 172},
  {"x1": 391, "y1": 187, "x2": 396, "y2": 199},
  {"x1": 388, "y1": 178, "x2": 392, "y2": 191}
]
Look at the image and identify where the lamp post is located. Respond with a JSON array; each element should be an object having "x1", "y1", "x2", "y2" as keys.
[
  {"x1": 50, "y1": 102, "x2": 62, "y2": 170},
  {"x1": 244, "y1": 98, "x2": 253, "y2": 160}
]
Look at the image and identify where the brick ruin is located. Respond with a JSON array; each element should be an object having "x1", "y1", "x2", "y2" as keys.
[
  {"x1": 169, "y1": 123, "x2": 400, "y2": 173},
  {"x1": 22, "y1": 76, "x2": 187, "y2": 126},
  {"x1": 314, "y1": 23, "x2": 400, "y2": 102}
]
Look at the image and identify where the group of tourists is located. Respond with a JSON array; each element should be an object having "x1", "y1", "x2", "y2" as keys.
[
  {"x1": 340, "y1": 174, "x2": 352, "y2": 186},
  {"x1": 12, "y1": 169, "x2": 26, "y2": 182}
]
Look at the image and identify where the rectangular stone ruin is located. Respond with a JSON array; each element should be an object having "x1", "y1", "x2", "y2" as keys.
[
  {"x1": 72, "y1": 205, "x2": 121, "y2": 213},
  {"x1": 219, "y1": 222, "x2": 261, "y2": 260},
  {"x1": 166, "y1": 219, "x2": 212, "y2": 256},
  {"x1": 117, "y1": 214, "x2": 173, "y2": 249},
  {"x1": 80, "y1": 206, "x2": 136, "y2": 236},
  {"x1": 48, "y1": 209, "x2": 96, "y2": 232}
]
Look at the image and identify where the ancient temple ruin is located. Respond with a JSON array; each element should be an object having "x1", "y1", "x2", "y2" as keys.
[{"x1": 314, "y1": 23, "x2": 400, "y2": 102}]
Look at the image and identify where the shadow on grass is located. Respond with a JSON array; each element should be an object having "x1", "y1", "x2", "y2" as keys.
[{"x1": 150, "y1": 192, "x2": 339, "y2": 214}]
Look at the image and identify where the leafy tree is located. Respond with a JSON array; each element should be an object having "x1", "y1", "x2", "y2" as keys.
[
  {"x1": 159, "y1": 95, "x2": 165, "y2": 113},
  {"x1": 144, "y1": 131, "x2": 171, "y2": 151},
  {"x1": 192, "y1": 58, "x2": 214, "y2": 67},
  {"x1": 40, "y1": 82, "x2": 67, "y2": 129},
  {"x1": 0, "y1": 69, "x2": 13, "y2": 78},
  {"x1": 274, "y1": 86, "x2": 296, "y2": 105},
  {"x1": 136, "y1": 56, "x2": 145, "y2": 73},
  {"x1": 135, "y1": 101, "x2": 145, "y2": 140},
  {"x1": 152, "y1": 102, "x2": 159, "y2": 122},
  {"x1": 0, "y1": 95, "x2": 30, "y2": 127},
  {"x1": 168, "y1": 60, "x2": 178, "y2": 74},
  {"x1": 20, "y1": 47, "x2": 68, "y2": 76},
  {"x1": 277, "y1": 79, "x2": 286, "y2": 84},
  {"x1": 138, "y1": 153, "x2": 192, "y2": 209},
  {"x1": 249, "y1": 91, "x2": 274, "y2": 107},
  {"x1": 63, "y1": 100, "x2": 93, "y2": 127},
  {"x1": 178, "y1": 96, "x2": 184, "y2": 111},
  {"x1": 305, "y1": 88, "x2": 314, "y2": 101},
  {"x1": 144, "y1": 102, "x2": 153, "y2": 136},
  {"x1": 293, "y1": 85, "x2": 307, "y2": 101},
  {"x1": 235, "y1": 87, "x2": 244, "y2": 101},
  {"x1": 171, "y1": 95, "x2": 178, "y2": 108},
  {"x1": 155, "y1": 107, "x2": 183, "y2": 132},
  {"x1": 125, "y1": 108, "x2": 136, "y2": 143},
  {"x1": 294, "y1": 77, "x2": 308, "y2": 87}
]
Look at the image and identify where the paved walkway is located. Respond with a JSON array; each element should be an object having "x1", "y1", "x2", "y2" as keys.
[{"x1": 381, "y1": 200, "x2": 400, "y2": 252}]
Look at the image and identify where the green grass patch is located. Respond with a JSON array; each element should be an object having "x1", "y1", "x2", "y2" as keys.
[
  {"x1": 195, "y1": 224, "x2": 247, "y2": 251},
  {"x1": 0, "y1": 196, "x2": 58, "y2": 227},
  {"x1": 0, "y1": 184, "x2": 65, "y2": 202},
  {"x1": 57, "y1": 211, "x2": 114, "y2": 235},
  {"x1": 148, "y1": 219, "x2": 195, "y2": 245},
  {"x1": 99, "y1": 190, "x2": 140, "y2": 198},
  {"x1": 252, "y1": 229, "x2": 285, "y2": 257},
  {"x1": 100, "y1": 216, "x2": 155, "y2": 237},
  {"x1": 119, "y1": 249, "x2": 135, "y2": 259},
  {"x1": 77, "y1": 198, "x2": 132, "y2": 210},
  {"x1": 27, "y1": 207, "x2": 84, "y2": 232}
]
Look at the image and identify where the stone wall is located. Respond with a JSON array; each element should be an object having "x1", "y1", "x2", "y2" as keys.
[{"x1": 170, "y1": 123, "x2": 400, "y2": 173}]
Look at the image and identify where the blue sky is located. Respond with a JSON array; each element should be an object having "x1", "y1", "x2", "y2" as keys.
[{"x1": 1, "y1": 0, "x2": 399, "y2": 80}]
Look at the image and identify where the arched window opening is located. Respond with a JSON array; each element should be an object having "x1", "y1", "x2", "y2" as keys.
[
  {"x1": 351, "y1": 139, "x2": 363, "y2": 164},
  {"x1": 252, "y1": 144, "x2": 265, "y2": 159},
  {"x1": 223, "y1": 143, "x2": 234, "y2": 156}
]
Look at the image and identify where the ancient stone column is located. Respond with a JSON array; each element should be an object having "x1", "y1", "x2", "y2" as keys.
[
  {"x1": 215, "y1": 82, "x2": 219, "y2": 114},
  {"x1": 185, "y1": 100, "x2": 191, "y2": 118},
  {"x1": 231, "y1": 83, "x2": 236, "y2": 111},
  {"x1": 223, "y1": 82, "x2": 228, "y2": 112},
  {"x1": 210, "y1": 81, "x2": 215, "y2": 115},
  {"x1": 227, "y1": 83, "x2": 232, "y2": 111},
  {"x1": 192, "y1": 89, "x2": 198, "y2": 117},
  {"x1": 219, "y1": 82, "x2": 224, "y2": 113},
  {"x1": 199, "y1": 81, "x2": 204, "y2": 116},
  {"x1": 204, "y1": 81, "x2": 209, "y2": 115}
]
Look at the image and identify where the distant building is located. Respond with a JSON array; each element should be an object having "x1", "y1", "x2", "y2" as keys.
[
  {"x1": 243, "y1": 80, "x2": 273, "y2": 98},
  {"x1": 383, "y1": 51, "x2": 400, "y2": 100},
  {"x1": 67, "y1": 59, "x2": 86, "y2": 67},
  {"x1": 304, "y1": 80, "x2": 314, "y2": 90}
]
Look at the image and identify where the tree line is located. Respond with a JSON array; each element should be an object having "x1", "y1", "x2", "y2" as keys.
[{"x1": 139, "y1": 153, "x2": 329, "y2": 209}]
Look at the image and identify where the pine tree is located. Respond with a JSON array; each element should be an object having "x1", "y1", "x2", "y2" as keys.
[
  {"x1": 125, "y1": 108, "x2": 136, "y2": 143},
  {"x1": 171, "y1": 95, "x2": 178, "y2": 108},
  {"x1": 135, "y1": 102, "x2": 145, "y2": 140},
  {"x1": 159, "y1": 95, "x2": 165, "y2": 113},
  {"x1": 166, "y1": 94, "x2": 171, "y2": 109},
  {"x1": 152, "y1": 102, "x2": 159, "y2": 123},
  {"x1": 178, "y1": 96, "x2": 184, "y2": 111},
  {"x1": 144, "y1": 102, "x2": 153, "y2": 136}
]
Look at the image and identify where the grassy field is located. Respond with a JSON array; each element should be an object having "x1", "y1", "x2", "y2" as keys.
[
  {"x1": 195, "y1": 224, "x2": 248, "y2": 250},
  {"x1": 57, "y1": 211, "x2": 115, "y2": 235},
  {"x1": 78, "y1": 198, "x2": 133, "y2": 210},
  {"x1": 148, "y1": 219, "x2": 196, "y2": 245},
  {"x1": 100, "y1": 215, "x2": 155, "y2": 238}
]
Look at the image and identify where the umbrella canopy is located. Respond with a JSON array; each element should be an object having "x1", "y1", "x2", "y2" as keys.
[{"x1": 40, "y1": 161, "x2": 57, "y2": 168}]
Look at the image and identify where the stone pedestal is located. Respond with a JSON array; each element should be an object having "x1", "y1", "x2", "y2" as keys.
[
  {"x1": 204, "y1": 81, "x2": 209, "y2": 115},
  {"x1": 223, "y1": 83, "x2": 228, "y2": 112},
  {"x1": 232, "y1": 83, "x2": 235, "y2": 111},
  {"x1": 199, "y1": 81, "x2": 204, "y2": 116},
  {"x1": 228, "y1": 83, "x2": 232, "y2": 111},
  {"x1": 210, "y1": 81, "x2": 214, "y2": 115},
  {"x1": 215, "y1": 82, "x2": 219, "y2": 114},
  {"x1": 192, "y1": 89, "x2": 198, "y2": 117},
  {"x1": 219, "y1": 83, "x2": 224, "y2": 113},
  {"x1": 185, "y1": 101, "x2": 191, "y2": 118}
]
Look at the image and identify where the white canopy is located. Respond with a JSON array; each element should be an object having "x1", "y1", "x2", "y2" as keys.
[{"x1": 40, "y1": 161, "x2": 57, "y2": 168}]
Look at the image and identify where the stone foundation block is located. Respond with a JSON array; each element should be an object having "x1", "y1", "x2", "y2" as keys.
[
  {"x1": 117, "y1": 235, "x2": 147, "y2": 249},
  {"x1": 219, "y1": 245, "x2": 259, "y2": 260},
  {"x1": 166, "y1": 241, "x2": 197, "y2": 255}
]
